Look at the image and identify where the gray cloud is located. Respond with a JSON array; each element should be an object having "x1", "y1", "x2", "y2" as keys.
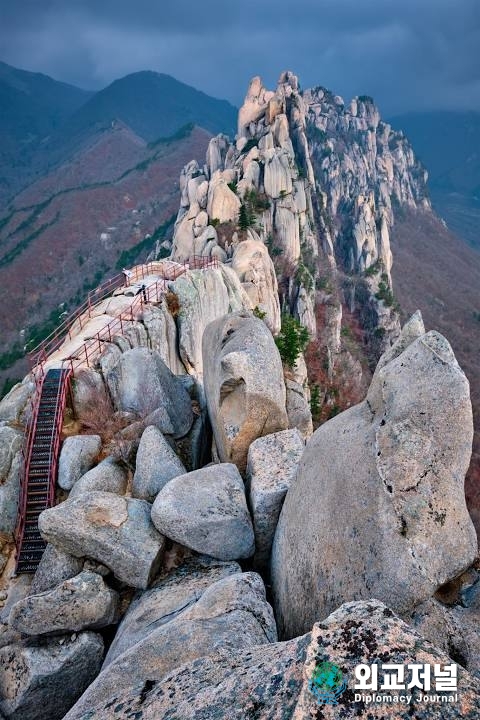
[{"x1": 0, "y1": 0, "x2": 479, "y2": 114}]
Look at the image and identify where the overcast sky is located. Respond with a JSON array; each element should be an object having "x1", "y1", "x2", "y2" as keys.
[{"x1": 1, "y1": 0, "x2": 479, "y2": 115}]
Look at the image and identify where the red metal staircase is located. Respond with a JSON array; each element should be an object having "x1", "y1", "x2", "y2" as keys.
[
  {"x1": 14, "y1": 368, "x2": 72, "y2": 574},
  {"x1": 14, "y1": 257, "x2": 219, "y2": 574}
]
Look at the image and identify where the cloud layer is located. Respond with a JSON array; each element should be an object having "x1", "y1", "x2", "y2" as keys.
[{"x1": 1, "y1": 0, "x2": 479, "y2": 114}]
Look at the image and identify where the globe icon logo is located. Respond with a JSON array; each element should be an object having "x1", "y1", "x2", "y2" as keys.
[{"x1": 308, "y1": 661, "x2": 347, "y2": 705}]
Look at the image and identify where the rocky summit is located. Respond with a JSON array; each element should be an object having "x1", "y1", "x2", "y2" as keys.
[{"x1": 0, "y1": 69, "x2": 478, "y2": 720}]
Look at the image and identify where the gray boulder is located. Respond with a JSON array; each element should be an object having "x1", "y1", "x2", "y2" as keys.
[
  {"x1": 0, "y1": 632, "x2": 104, "y2": 720},
  {"x1": 58, "y1": 435, "x2": 102, "y2": 491},
  {"x1": 30, "y1": 544, "x2": 84, "y2": 595},
  {"x1": 38, "y1": 492, "x2": 165, "y2": 588},
  {"x1": 172, "y1": 266, "x2": 250, "y2": 375},
  {"x1": 246, "y1": 429, "x2": 304, "y2": 572},
  {"x1": 69, "y1": 457, "x2": 127, "y2": 499},
  {"x1": 64, "y1": 572, "x2": 276, "y2": 718},
  {"x1": 132, "y1": 425, "x2": 186, "y2": 502},
  {"x1": 0, "y1": 378, "x2": 34, "y2": 423},
  {"x1": 102, "y1": 347, "x2": 193, "y2": 438},
  {"x1": 9, "y1": 571, "x2": 119, "y2": 635},
  {"x1": 285, "y1": 377, "x2": 313, "y2": 438},
  {"x1": 65, "y1": 599, "x2": 480, "y2": 720},
  {"x1": 0, "y1": 427, "x2": 22, "y2": 538},
  {"x1": 272, "y1": 317, "x2": 478, "y2": 638},
  {"x1": 104, "y1": 555, "x2": 241, "y2": 665},
  {"x1": 151, "y1": 463, "x2": 255, "y2": 560},
  {"x1": 203, "y1": 311, "x2": 288, "y2": 473}
]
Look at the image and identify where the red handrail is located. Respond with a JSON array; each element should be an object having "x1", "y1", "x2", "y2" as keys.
[
  {"x1": 14, "y1": 254, "x2": 220, "y2": 560},
  {"x1": 27, "y1": 273, "x2": 125, "y2": 370}
]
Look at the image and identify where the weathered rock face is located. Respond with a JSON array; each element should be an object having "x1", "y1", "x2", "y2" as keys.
[
  {"x1": 285, "y1": 377, "x2": 313, "y2": 438},
  {"x1": 0, "y1": 426, "x2": 22, "y2": 540},
  {"x1": 104, "y1": 555, "x2": 241, "y2": 666},
  {"x1": 30, "y1": 545, "x2": 84, "y2": 595},
  {"x1": 203, "y1": 312, "x2": 288, "y2": 472},
  {"x1": 141, "y1": 304, "x2": 185, "y2": 375},
  {"x1": 58, "y1": 435, "x2": 102, "y2": 491},
  {"x1": 9, "y1": 571, "x2": 119, "y2": 635},
  {"x1": 65, "y1": 599, "x2": 480, "y2": 720},
  {"x1": 151, "y1": 463, "x2": 254, "y2": 560},
  {"x1": 0, "y1": 632, "x2": 104, "y2": 720},
  {"x1": 67, "y1": 636, "x2": 310, "y2": 720},
  {"x1": 102, "y1": 347, "x2": 193, "y2": 437},
  {"x1": 272, "y1": 318, "x2": 477, "y2": 638},
  {"x1": 293, "y1": 600, "x2": 480, "y2": 719},
  {"x1": 71, "y1": 369, "x2": 109, "y2": 420},
  {"x1": 68, "y1": 457, "x2": 128, "y2": 499},
  {"x1": 38, "y1": 492, "x2": 165, "y2": 589},
  {"x1": 172, "y1": 266, "x2": 251, "y2": 375},
  {"x1": 404, "y1": 597, "x2": 480, "y2": 677},
  {"x1": 231, "y1": 239, "x2": 281, "y2": 334},
  {"x1": 132, "y1": 425, "x2": 186, "y2": 502},
  {"x1": 64, "y1": 572, "x2": 277, "y2": 719},
  {"x1": 246, "y1": 429, "x2": 304, "y2": 572},
  {"x1": 0, "y1": 378, "x2": 34, "y2": 424}
]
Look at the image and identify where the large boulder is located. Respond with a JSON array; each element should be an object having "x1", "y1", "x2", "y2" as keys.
[
  {"x1": 64, "y1": 572, "x2": 276, "y2": 718},
  {"x1": 141, "y1": 304, "x2": 185, "y2": 375},
  {"x1": 172, "y1": 266, "x2": 250, "y2": 375},
  {"x1": 101, "y1": 347, "x2": 193, "y2": 437},
  {"x1": 246, "y1": 429, "x2": 304, "y2": 572},
  {"x1": 104, "y1": 555, "x2": 241, "y2": 665},
  {"x1": 206, "y1": 173, "x2": 241, "y2": 223},
  {"x1": 231, "y1": 239, "x2": 281, "y2": 334},
  {"x1": 272, "y1": 316, "x2": 478, "y2": 638},
  {"x1": 203, "y1": 311, "x2": 288, "y2": 473},
  {"x1": 65, "y1": 599, "x2": 480, "y2": 720},
  {"x1": 9, "y1": 571, "x2": 119, "y2": 635},
  {"x1": 58, "y1": 435, "x2": 102, "y2": 491},
  {"x1": 132, "y1": 425, "x2": 186, "y2": 502},
  {"x1": 38, "y1": 492, "x2": 165, "y2": 589},
  {"x1": 285, "y1": 377, "x2": 313, "y2": 438},
  {"x1": 68, "y1": 457, "x2": 128, "y2": 499},
  {"x1": 71, "y1": 369, "x2": 109, "y2": 420},
  {"x1": 30, "y1": 544, "x2": 84, "y2": 595},
  {"x1": 0, "y1": 632, "x2": 104, "y2": 720},
  {"x1": 0, "y1": 426, "x2": 22, "y2": 539},
  {"x1": 0, "y1": 378, "x2": 34, "y2": 424},
  {"x1": 151, "y1": 463, "x2": 254, "y2": 560}
]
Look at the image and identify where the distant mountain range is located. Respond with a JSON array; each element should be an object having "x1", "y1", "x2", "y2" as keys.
[
  {"x1": 0, "y1": 62, "x2": 237, "y2": 206},
  {"x1": 390, "y1": 111, "x2": 480, "y2": 250}
]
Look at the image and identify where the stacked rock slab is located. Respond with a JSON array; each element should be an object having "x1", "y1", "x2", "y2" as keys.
[
  {"x1": 271, "y1": 314, "x2": 478, "y2": 638},
  {"x1": 38, "y1": 492, "x2": 165, "y2": 589},
  {"x1": 64, "y1": 572, "x2": 277, "y2": 719},
  {"x1": 64, "y1": 600, "x2": 480, "y2": 719},
  {"x1": 103, "y1": 555, "x2": 241, "y2": 666},
  {"x1": 0, "y1": 632, "x2": 104, "y2": 720}
]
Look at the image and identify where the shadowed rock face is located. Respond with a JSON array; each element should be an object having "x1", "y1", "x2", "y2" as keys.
[
  {"x1": 203, "y1": 311, "x2": 288, "y2": 474},
  {"x1": 64, "y1": 600, "x2": 480, "y2": 719},
  {"x1": 0, "y1": 631, "x2": 104, "y2": 720},
  {"x1": 272, "y1": 315, "x2": 477, "y2": 639}
]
